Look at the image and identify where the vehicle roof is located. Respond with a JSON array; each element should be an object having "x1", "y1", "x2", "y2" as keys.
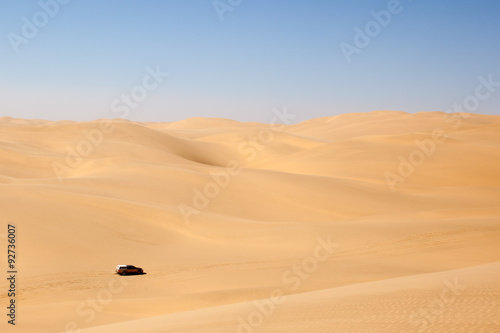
[{"x1": 116, "y1": 264, "x2": 139, "y2": 268}]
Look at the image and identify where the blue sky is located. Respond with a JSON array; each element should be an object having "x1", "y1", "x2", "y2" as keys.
[{"x1": 0, "y1": 0, "x2": 499, "y2": 123}]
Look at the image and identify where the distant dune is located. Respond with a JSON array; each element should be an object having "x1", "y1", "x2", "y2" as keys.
[{"x1": 0, "y1": 111, "x2": 499, "y2": 332}]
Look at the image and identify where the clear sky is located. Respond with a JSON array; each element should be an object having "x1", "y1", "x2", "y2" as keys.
[{"x1": 1, "y1": 0, "x2": 499, "y2": 123}]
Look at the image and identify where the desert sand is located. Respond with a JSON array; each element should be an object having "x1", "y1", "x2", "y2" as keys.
[{"x1": 0, "y1": 111, "x2": 499, "y2": 332}]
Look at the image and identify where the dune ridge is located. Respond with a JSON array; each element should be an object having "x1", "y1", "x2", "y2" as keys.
[{"x1": 0, "y1": 111, "x2": 499, "y2": 332}]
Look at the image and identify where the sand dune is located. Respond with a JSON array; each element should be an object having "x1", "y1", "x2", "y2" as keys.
[{"x1": 0, "y1": 111, "x2": 499, "y2": 332}]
